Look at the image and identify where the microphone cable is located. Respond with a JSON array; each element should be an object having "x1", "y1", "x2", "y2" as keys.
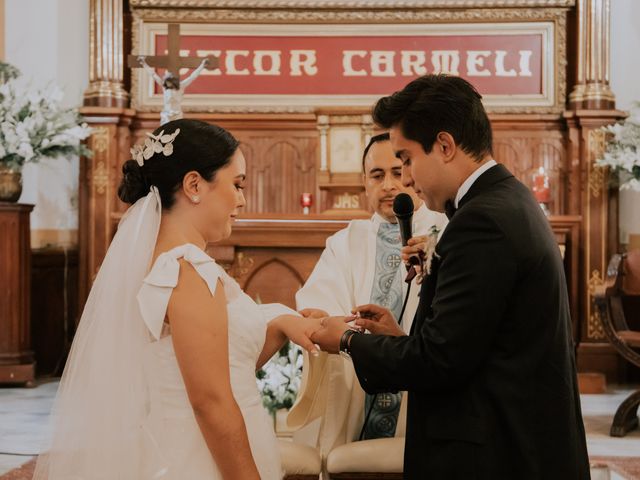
[{"x1": 357, "y1": 280, "x2": 412, "y2": 441}]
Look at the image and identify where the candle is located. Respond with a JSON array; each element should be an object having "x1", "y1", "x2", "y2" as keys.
[
  {"x1": 532, "y1": 167, "x2": 551, "y2": 203},
  {"x1": 300, "y1": 193, "x2": 313, "y2": 215},
  {"x1": 300, "y1": 193, "x2": 313, "y2": 207}
]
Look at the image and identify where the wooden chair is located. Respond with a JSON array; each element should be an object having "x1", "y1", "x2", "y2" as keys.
[{"x1": 594, "y1": 250, "x2": 640, "y2": 437}]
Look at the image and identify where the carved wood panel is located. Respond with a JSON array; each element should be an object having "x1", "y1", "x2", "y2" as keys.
[
  {"x1": 243, "y1": 257, "x2": 306, "y2": 309},
  {"x1": 217, "y1": 247, "x2": 324, "y2": 310},
  {"x1": 31, "y1": 248, "x2": 79, "y2": 376},
  {"x1": 493, "y1": 129, "x2": 567, "y2": 215},
  {"x1": 127, "y1": 115, "x2": 320, "y2": 216},
  {"x1": 236, "y1": 133, "x2": 318, "y2": 214},
  {"x1": 127, "y1": 116, "x2": 573, "y2": 218}
]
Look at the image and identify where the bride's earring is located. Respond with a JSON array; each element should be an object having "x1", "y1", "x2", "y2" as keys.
[{"x1": 191, "y1": 195, "x2": 200, "y2": 204}]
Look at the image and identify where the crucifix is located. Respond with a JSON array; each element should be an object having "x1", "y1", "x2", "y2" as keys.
[{"x1": 128, "y1": 23, "x2": 219, "y2": 125}]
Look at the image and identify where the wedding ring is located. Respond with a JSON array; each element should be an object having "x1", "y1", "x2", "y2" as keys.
[{"x1": 320, "y1": 317, "x2": 326, "y2": 327}]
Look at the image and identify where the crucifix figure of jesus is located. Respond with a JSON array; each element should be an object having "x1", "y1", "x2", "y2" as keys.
[{"x1": 128, "y1": 23, "x2": 219, "y2": 125}]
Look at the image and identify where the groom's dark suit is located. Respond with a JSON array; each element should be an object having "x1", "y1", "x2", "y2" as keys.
[{"x1": 349, "y1": 164, "x2": 590, "y2": 479}]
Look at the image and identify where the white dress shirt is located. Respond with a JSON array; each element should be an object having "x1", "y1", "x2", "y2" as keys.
[{"x1": 454, "y1": 159, "x2": 497, "y2": 208}]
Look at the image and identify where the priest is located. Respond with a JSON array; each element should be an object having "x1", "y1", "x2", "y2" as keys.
[{"x1": 289, "y1": 132, "x2": 447, "y2": 466}]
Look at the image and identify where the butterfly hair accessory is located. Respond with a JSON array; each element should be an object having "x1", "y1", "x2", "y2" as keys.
[{"x1": 130, "y1": 128, "x2": 180, "y2": 167}]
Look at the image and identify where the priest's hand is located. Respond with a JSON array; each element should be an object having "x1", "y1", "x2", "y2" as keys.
[
  {"x1": 299, "y1": 308, "x2": 329, "y2": 319},
  {"x1": 351, "y1": 304, "x2": 406, "y2": 337},
  {"x1": 310, "y1": 316, "x2": 353, "y2": 354}
]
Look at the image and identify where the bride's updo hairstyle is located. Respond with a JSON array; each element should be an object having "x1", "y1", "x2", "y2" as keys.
[{"x1": 117, "y1": 119, "x2": 239, "y2": 209}]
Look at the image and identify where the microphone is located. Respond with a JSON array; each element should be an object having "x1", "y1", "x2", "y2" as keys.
[{"x1": 393, "y1": 193, "x2": 420, "y2": 266}]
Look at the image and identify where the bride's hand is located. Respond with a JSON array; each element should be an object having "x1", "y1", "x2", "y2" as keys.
[
  {"x1": 299, "y1": 308, "x2": 329, "y2": 319},
  {"x1": 273, "y1": 314, "x2": 323, "y2": 356}
]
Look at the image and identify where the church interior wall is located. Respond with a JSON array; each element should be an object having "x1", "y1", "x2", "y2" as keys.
[
  {"x1": 4, "y1": 0, "x2": 88, "y2": 247},
  {"x1": 610, "y1": 0, "x2": 640, "y2": 247},
  {"x1": 1, "y1": 0, "x2": 639, "y2": 247},
  {"x1": 3, "y1": 0, "x2": 640, "y2": 382}
]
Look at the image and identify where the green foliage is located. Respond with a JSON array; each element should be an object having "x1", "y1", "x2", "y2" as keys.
[{"x1": 255, "y1": 341, "x2": 303, "y2": 415}]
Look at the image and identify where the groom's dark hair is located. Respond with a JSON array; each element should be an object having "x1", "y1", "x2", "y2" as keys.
[
  {"x1": 372, "y1": 74, "x2": 493, "y2": 163},
  {"x1": 118, "y1": 119, "x2": 239, "y2": 208}
]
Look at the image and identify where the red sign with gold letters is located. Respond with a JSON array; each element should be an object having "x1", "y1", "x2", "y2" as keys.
[
  {"x1": 155, "y1": 34, "x2": 543, "y2": 95},
  {"x1": 139, "y1": 23, "x2": 556, "y2": 109}
]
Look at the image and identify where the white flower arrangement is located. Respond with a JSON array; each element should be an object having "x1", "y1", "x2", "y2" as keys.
[
  {"x1": 0, "y1": 62, "x2": 92, "y2": 170},
  {"x1": 256, "y1": 341, "x2": 303, "y2": 415},
  {"x1": 596, "y1": 102, "x2": 640, "y2": 191}
]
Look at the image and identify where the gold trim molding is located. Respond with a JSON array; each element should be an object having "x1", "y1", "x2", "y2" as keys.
[
  {"x1": 92, "y1": 126, "x2": 110, "y2": 154},
  {"x1": 90, "y1": 126, "x2": 111, "y2": 196},
  {"x1": 587, "y1": 269, "x2": 606, "y2": 340},
  {"x1": 93, "y1": 161, "x2": 109, "y2": 195},
  {"x1": 130, "y1": 0, "x2": 575, "y2": 8},
  {"x1": 588, "y1": 128, "x2": 607, "y2": 198},
  {"x1": 132, "y1": 6, "x2": 570, "y2": 22},
  {"x1": 226, "y1": 252, "x2": 255, "y2": 281}
]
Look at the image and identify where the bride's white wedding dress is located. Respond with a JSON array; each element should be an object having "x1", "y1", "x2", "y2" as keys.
[
  {"x1": 34, "y1": 190, "x2": 289, "y2": 480},
  {"x1": 138, "y1": 243, "x2": 283, "y2": 479}
]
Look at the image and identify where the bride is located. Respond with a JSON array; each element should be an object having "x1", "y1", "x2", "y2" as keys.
[{"x1": 33, "y1": 119, "x2": 322, "y2": 479}]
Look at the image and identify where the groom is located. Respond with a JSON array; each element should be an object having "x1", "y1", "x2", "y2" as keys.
[{"x1": 311, "y1": 74, "x2": 590, "y2": 479}]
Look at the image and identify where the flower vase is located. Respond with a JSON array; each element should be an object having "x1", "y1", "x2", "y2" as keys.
[{"x1": 0, "y1": 165, "x2": 22, "y2": 202}]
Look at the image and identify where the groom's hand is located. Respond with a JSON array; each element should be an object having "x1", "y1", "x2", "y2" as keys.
[
  {"x1": 310, "y1": 316, "x2": 352, "y2": 354},
  {"x1": 352, "y1": 304, "x2": 406, "y2": 337},
  {"x1": 401, "y1": 235, "x2": 428, "y2": 266},
  {"x1": 274, "y1": 314, "x2": 323, "y2": 356}
]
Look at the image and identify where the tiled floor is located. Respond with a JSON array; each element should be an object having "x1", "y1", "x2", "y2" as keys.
[
  {"x1": 0, "y1": 380, "x2": 57, "y2": 474},
  {"x1": 0, "y1": 381, "x2": 638, "y2": 477},
  {"x1": 583, "y1": 388, "x2": 640, "y2": 458}
]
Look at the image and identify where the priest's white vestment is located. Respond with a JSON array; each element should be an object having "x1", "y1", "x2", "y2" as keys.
[{"x1": 289, "y1": 204, "x2": 447, "y2": 461}]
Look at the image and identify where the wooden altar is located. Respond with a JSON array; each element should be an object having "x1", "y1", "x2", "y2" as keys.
[
  {"x1": 210, "y1": 215, "x2": 583, "y2": 326},
  {"x1": 77, "y1": 0, "x2": 626, "y2": 380}
]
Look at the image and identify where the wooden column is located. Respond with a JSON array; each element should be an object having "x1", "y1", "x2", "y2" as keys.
[
  {"x1": 565, "y1": 0, "x2": 626, "y2": 381},
  {"x1": 565, "y1": 110, "x2": 625, "y2": 381},
  {"x1": 0, "y1": 203, "x2": 35, "y2": 385},
  {"x1": 78, "y1": 107, "x2": 135, "y2": 312},
  {"x1": 83, "y1": 0, "x2": 129, "y2": 107},
  {"x1": 569, "y1": 0, "x2": 616, "y2": 110}
]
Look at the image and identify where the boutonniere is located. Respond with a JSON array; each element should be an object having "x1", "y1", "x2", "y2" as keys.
[{"x1": 415, "y1": 225, "x2": 441, "y2": 284}]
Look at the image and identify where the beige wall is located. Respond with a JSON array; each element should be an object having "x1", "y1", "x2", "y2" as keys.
[
  {"x1": 0, "y1": 0, "x2": 4, "y2": 60},
  {"x1": 5, "y1": 0, "x2": 89, "y2": 247},
  {"x1": 611, "y1": 0, "x2": 640, "y2": 246}
]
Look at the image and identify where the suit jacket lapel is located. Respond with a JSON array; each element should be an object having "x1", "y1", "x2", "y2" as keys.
[{"x1": 410, "y1": 164, "x2": 513, "y2": 337}]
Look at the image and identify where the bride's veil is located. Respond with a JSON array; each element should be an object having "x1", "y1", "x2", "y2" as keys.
[{"x1": 33, "y1": 187, "x2": 162, "y2": 479}]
